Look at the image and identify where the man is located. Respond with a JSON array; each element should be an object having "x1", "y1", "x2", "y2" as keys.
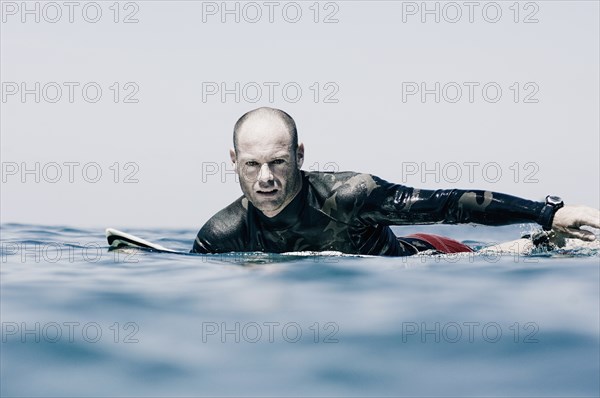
[{"x1": 192, "y1": 107, "x2": 600, "y2": 256}]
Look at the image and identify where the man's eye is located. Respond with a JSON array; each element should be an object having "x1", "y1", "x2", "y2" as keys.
[
  {"x1": 246, "y1": 161, "x2": 259, "y2": 167},
  {"x1": 271, "y1": 159, "x2": 285, "y2": 165}
]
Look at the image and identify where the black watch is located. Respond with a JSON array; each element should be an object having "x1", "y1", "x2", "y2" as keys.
[{"x1": 538, "y1": 195, "x2": 564, "y2": 231}]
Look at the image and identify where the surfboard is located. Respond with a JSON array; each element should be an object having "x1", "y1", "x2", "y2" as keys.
[
  {"x1": 104, "y1": 228, "x2": 342, "y2": 263},
  {"x1": 106, "y1": 228, "x2": 177, "y2": 253},
  {"x1": 107, "y1": 228, "x2": 593, "y2": 259},
  {"x1": 104, "y1": 228, "x2": 363, "y2": 261}
]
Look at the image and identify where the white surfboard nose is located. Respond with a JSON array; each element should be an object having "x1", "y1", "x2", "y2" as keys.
[
  {"x1": 105, "y1": 228, "x2": 121, "y2": 237},
  {"x1": 105, "y1": 228, "x2": 175, "y2": 252}
]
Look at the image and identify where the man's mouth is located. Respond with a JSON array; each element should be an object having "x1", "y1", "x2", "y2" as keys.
[{"x1": 256, "y1": 189, "x2": 279, "y2": 196}]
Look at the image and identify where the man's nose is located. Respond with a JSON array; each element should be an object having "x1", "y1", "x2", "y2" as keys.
[{"x1": 257, "y1": 163, "x2": 273, "y2": 183}]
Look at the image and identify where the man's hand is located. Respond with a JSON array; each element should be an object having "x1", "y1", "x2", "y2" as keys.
[{"x1": 551, "y1": 205, "x2": 600, "y2": 241}]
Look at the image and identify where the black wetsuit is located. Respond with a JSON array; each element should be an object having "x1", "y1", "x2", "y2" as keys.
[{"x1": 192, "y1": 171, "x2": 547, "y2": 256}]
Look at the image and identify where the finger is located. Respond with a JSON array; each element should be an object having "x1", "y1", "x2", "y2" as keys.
[
  {"x1": 580, "y1": 208, "x2": 600, "y2": 229},
  {"x1": 563, "y1": 227, "x2": 596, "y2": 241}
]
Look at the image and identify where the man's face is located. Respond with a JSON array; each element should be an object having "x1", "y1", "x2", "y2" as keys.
[{"x1": 230, "y1": 117, "x2": 304, "y2": 218}]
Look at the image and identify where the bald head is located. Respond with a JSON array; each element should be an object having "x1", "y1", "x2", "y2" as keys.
[
  {"x1": 233, "y1": 107, "x2": 298, "y2": 153},
  {"x1": 229, "y1": 107, "x2": 305, "y2": 218}
]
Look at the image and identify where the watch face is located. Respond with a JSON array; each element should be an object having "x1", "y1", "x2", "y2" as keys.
[{"x1": 547, "y1": 195, "x2": 563, "y2": 206}]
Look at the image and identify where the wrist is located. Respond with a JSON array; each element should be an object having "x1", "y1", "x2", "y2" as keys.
[{"x1": 538, "y1": 195, "x2": 564, "y2": 230}]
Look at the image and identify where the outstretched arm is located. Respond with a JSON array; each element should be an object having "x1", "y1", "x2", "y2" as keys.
[
  {"x1": 358, "y1": 175, "x2": 547, "y2": 227},
  {"x1": 356, "y1": 175, "x2": 599, "y2": 242}
]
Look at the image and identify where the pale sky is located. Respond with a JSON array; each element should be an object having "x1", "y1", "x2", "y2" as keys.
[{"x1": 1, "y1": 1, "x2": 599, "y2": 229}]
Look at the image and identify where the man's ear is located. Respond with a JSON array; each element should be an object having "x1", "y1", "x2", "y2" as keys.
[
  {"x1": 296, "y1": 143, "x2": 305, "y2": 169},
  {"x1": 229, "y1": 148, "x2": 237, "y2": 174}
]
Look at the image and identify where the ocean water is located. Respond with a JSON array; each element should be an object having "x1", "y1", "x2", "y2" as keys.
[{"x1": 1, "y1": 223, "x2": 599, "y2": 397}]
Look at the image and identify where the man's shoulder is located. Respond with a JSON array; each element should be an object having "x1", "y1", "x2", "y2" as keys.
[
  {"x1": 304, "y1": 170, "x2": 380, "y2": 199},
  {"x1": 199, "y1": 196, "x2": 248, "y2": 239},
  {"x1": 192, "y1": 196, "x2": 249, "y2": 253}
]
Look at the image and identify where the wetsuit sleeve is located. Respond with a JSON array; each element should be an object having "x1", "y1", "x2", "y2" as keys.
[{"x1": 358, "y1": 175, "x2": 547, "y2": 227}]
